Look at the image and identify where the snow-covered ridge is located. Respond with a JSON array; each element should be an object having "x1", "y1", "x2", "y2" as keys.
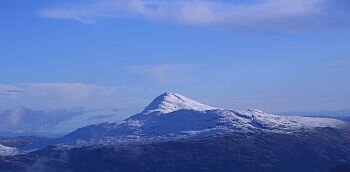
[
  {"x1": 0, "y1": 144, "x2": 18, "y2": 156},
  {"x1": 63, "y1": 92, "x2": 348, "y2": 145},
  {"x1": 138, "y1": 93, "x2": 346, "y2": 132}
]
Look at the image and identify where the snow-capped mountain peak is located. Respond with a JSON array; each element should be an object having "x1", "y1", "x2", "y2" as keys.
[
  {"x1": 62, "y1": 92, "x2": 348, "y2": 146},
  {"x1": 142, "y1": 92, "x2": 216, "y2": 114}
]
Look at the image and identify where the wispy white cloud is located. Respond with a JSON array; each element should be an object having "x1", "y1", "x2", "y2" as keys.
[
  {"x1": 0, "y1": 83, "x2": 120, "y2": 109},
  {"x1": 39, "y1": 0, "x2": 349, "y2": 31},
  {"x1": 129, "y1": 64, "x2": 200, "y2": 83},
  {"x1": 23, "y1": 83, "x2": 117, "y2": 102}
]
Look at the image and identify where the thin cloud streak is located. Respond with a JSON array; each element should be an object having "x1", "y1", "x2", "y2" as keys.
[
  {"x1": 23, "y1": 83, "x2": 118, "y2": 102},
  {"x1": 0, "y1": 83, "x2": 121, "y2": 109},
  {"x1": 39, "y1": 0, "x2": 350, "y2": 31}
]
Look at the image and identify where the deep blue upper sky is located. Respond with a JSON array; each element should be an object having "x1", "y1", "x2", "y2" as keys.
[{"x1": 0, "y1": 0, "x2": 349, "y2": 113}]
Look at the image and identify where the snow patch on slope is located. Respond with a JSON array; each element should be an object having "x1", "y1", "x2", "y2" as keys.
[{"x1": 0, "y1": 144, "x2": 18, "y2": 156}]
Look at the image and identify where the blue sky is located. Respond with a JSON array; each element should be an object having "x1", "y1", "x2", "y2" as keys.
[{"x1": 0, "y1": 0, "x2": 350, "y2": 113}]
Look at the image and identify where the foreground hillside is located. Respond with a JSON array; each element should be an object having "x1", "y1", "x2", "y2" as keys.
[{"x1": 1, "y1": 128, "x2": 350, "y2": 172}]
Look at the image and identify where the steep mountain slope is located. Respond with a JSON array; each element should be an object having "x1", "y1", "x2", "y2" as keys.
[{"x1": 63, "y1": 92, "x2": 347, "y2": 143}]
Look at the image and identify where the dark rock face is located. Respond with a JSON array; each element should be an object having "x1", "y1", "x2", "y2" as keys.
[{"x1": 1, "y1": 128, "x2": 350, "y2": 172}]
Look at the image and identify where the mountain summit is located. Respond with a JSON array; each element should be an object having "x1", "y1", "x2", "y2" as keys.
[{"x1": 142, "y1": 92, "x2": 216, "y2": 114}]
